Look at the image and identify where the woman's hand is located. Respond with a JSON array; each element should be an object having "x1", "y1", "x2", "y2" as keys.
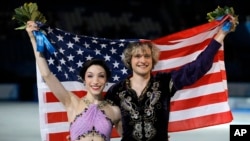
[{"x1": 26, "y1": 21, "x2": 39, "y2": 38}]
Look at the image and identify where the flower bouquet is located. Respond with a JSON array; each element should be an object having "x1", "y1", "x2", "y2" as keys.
[
  {"x1": 206, "y1": 6, "x2": 239, "y2": 32},
  {"x1": 12, "y1": 2, "x2": 46, "y2": 30}
]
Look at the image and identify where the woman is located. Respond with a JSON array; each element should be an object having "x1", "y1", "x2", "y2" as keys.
[{"x1": 26, "y1": 21, "x2": 122, "y2": 141}]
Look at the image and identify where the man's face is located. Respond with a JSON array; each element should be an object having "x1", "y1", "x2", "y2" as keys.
[{"x1": 131, "y1": 47, "x2": 153, "y2": 76}]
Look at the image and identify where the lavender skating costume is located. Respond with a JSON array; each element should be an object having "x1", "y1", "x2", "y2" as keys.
[{"x1": 70, "y1": 103, "x2": 113, "y2": 141}]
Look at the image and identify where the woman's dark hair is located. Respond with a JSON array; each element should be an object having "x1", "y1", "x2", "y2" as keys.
[{"x1": 79, "y1": 58, "x2": 111, "y2": 80}]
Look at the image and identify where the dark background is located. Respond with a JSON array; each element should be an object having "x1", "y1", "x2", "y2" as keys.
[{"x1": 1, "y1": 0, "x2": 250, "y2": 101}]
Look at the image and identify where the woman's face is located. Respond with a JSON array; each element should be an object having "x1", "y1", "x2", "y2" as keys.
[{"x1": 84, "y1": 65, "x2": 107, "y2": 96}]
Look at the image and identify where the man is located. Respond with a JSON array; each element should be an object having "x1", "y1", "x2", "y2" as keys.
[{"x1": 104, "y1": 17, "x2": 237, "y2": 141}]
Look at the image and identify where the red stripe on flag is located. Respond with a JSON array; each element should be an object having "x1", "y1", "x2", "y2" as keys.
[
  {"x1": 168, "y1": 111, "x2": 233, "y2": 132},
  {"x1": 159, "y1": 39, "x2": 211, "y2": 60},
  {"x1": 111, "y1": 128, "x2": 120, "y2": 137},
  {"x1": 45, "y1": 92, "x2": 58, "y2": 103},
  {"x1": 170, "y1": 91, "x2": 228, "y2": 111},
  {"x1": 152, "y1": 17, "x2": 230, "y2": 43},
  {"x1": 154, "y1": 49, "x2": 224, "y2": 74},
  {"x1": 47, "y1": 112, "x2": 68, "y2": 123},
  {"x1": 47, "y1": 128, "x2": 120, "y2": 140},
  {"x1": 221, "y1": 69, "x2": 227, "y2": 80},
  {"x1": 45, "y1": 91, "x2": 87, "y2": 103},
  {"x1": 72, "y1": 91, "x2": 87, "y2": 97},
  {"x1": 183, "y1": 71, "x2": 226, "y2": 89},
  {"x1": 48, "y1": 131, "x2": 69, "y2": 141}
]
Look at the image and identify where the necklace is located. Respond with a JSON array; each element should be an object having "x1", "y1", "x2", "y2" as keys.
[{"x1": 82, "y1": 97, "x2": 108, "y2": 108}]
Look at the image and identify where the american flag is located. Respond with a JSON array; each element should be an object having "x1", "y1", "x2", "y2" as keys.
[{"x1": 35, "y1": 16, "x2": 233, "y2": 141}]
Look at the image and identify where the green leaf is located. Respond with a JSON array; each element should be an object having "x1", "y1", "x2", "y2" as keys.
[
  {"x1": 12, "y1": 2, "x2": 47, "y2": 30},
  {"x1": 206, "y1": 6, "x2": 238, "y2": 22},
  {"x1": 14, "y1": 25, "x2": 27, "y2": 30},
  {"x1": 28, "y1": 3, "x2": 38, "y2": 13}
]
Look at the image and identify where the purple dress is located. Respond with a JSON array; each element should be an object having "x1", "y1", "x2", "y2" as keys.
[{"x1": 70, "y1": 103, "x2": 113, "y2": 141}]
